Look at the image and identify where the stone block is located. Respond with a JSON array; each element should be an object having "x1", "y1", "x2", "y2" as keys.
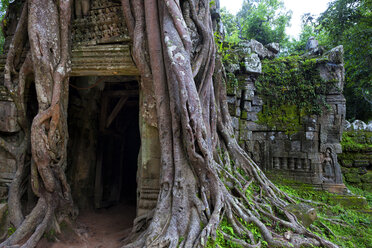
[
  {"x1": 252, "y1": 132, "x2": 267, "y2": 141},
  {"x1": 242, "y1": 101, "x2": 252, "y2": 111},
  {"x1": 252, "y1": 106, "x2": 262, "y2": 113},
  {"x1": 242, "y1": 89, "x2": 254, "y2": 101},
  {"x1": 252, "y1": 96, "x2": 263, "y2": 106},
  {"x1": 0, "y1": 101, "x2": 20, "y2": 133},
  {"x1": 246, "y1": 121, "x2": 267, "y2": 131},
  {"x1": 265, "y1": 42, "x2": 280, "y2": 54},
  {"x1": 344, "y1": 172, "x2": 361, "y2": 183},
  {"x1": 291, "y1": 141, "x2": 301, "y2": 152},
  {"x1": 240, "y1": 129, "x2": 252, "y2": 141},
  {"x1": 231, "y1": 117, "x2": 239, "y2": 131},
  {"x1": 305, "y1": 131, "x2": 315, "y2": 140},
  {"x1": 246, "y1": 112, "x2": 258, "y2": 121},
  {"x1": 236, "y1": 89, "x2": 242, "y2": 99},
  {"x1": 302, "y1": 140, "x2": 318, "y2": 153},
  {"x1": 244, "y1": 53, "x2": 262, "y2": 74},
  {"x1": 226, "y1": 95, "x2": 236, "y2": 104},
  {"x1": 235, "y1": 107, "x2": 241, "y2": 117},
  {"x1": 340, "y1": 159, "x2": 353, "y2": 168},
  {"x1": 228, "y1": 103, "x2": 235, "y2": 116},
  {"x1": 354, "y1": 160, "x2": 369, "y2": 167},
  {"x1": 361, "y1": 173, "x2": 372, "y2": 183},
  {"x1": 326, "y1": 45, "x2": 344, "y2": 64}
]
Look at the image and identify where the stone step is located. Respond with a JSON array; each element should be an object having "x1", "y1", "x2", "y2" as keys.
[{"x1": 354, "y1": 160, "x2": 370, "y2": 167}]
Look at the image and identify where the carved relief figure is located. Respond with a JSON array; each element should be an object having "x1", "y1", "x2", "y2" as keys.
[
  {"x1": 322, "y1": 148, "x2": 334, "y2": 182},
  {"x1": 322, "y1": 148, "x2": 343, "y2": 184}
]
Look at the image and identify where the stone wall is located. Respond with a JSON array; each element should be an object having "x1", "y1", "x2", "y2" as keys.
[
  {"x1": 338, "y1": 125, "x2": 372, "y2": 191},
  {"x1": 226, "y1": 40, "x2": 347, "y2": 193}
]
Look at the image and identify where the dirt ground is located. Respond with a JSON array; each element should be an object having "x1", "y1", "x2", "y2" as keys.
[{"x1": 36, "y1": 203, "x2": 136, "y2": 248}]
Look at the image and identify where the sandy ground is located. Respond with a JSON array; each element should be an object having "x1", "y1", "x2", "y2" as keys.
[{"x1": 36, "y1": 203, "x2": 136, "y2": 248}]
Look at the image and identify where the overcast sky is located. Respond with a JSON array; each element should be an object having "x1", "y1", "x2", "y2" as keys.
[{"x1": 219, "y1": 0, "x2": 332, "y2": 39}]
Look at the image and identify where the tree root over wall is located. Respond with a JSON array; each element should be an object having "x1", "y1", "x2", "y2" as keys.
[{"x1": 0, "y1": 0, "x2": 74, "y2": 247}]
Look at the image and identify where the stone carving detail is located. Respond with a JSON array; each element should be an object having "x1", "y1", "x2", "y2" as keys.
[
  {"x1": 273, "y1": 157, "x2": 311, "y2": 172},
  {"x1": 72, "y1": 0, "x2": 130, "y2": 45},
  {"x1": 321, "y1": 148, "x2": 342, "y2": 184}
]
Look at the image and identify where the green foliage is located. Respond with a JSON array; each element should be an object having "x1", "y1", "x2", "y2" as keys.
[
  {"x1": 255, "y1": 56, "x2": 335, "y2": 133},
  {"x1": 341, "y1": 131, "x2": 372, "y2": 152},
  {"x1": 276, "y1": 182, "x2": 372, "y2": 248},
  {"x1": 237, "y1": 0, "x2": 291, "y2": 46},
  {"x1": 220, "y1": 0, "x2": 292, "y2": 47},
  {"x1": 287, "y1": 0, "x2": 372, "y2": 121},
  {"x1": 0, "y1": 0, "x2": 8, "y2": 53},
  {"x1": 7, "y1": 225, "x2": 15, "y2": 237},
  {"x1": 320, "y1": 0, "x2": 372, "y2": 121}
]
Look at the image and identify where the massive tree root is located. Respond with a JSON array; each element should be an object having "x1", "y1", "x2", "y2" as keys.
[
  {"x1": 121, "y1": 1, "x2": 339, "y2": 248},
  {"x1": 0, "y1": 0, "x2": 73, "y2": 247},
  {"x1": 0, "y1": 0, "x2": 340, "y2": 247}
]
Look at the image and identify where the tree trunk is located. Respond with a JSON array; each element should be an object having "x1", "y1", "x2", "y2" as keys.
[{"x1": 0, "y1": 0, "x2": 339, "y2": 247}]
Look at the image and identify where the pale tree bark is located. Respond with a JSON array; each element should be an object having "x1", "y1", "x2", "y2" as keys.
[
  {"x1": 120, "y1": 1, "x2": 339, "y2": 248},
  {"x1": 0, "y1": 0, "x2": 339, "y2": 247},
  {"x1": 0, "y1": 0, "x2": 74, "y2": 247}
]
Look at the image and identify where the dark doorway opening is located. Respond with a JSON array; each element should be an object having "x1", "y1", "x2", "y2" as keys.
[
  {"x1": 95, "y1": 81, "x2": 140, "y2": 208},
  {"x1": 67, "y1": 77, "x2": 140, "y2": 211}
]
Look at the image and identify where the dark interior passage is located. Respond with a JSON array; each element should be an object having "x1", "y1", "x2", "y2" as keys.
[
  {"x1": 67, "y1": 76, "x2": 140, "y2": 211},
  {"x1": 98, "y1": 91, "x2": 140, "y2": 207}
]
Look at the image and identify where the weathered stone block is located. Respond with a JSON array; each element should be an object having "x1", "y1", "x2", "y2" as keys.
[
  {"x1": 291, "y1": 141, "x2": 301, "y2": 152},
  {"x1": 242, "y1": 89, "x2": 254, "y2": 101},
  {"x1": 235, "y1": 107, "x2": 241, "y2": 117},
  {"x1": 265, "y1": 42, "x2": 280, "y2": 54},
  {"x1": 361, "y1": 173, "x2": 372, "y2": 183},
  {"x1": 0, "y1": 101, "x2": 20, "y2": 133},
  {"x1": 244, "y1": 53, "x2": 262, "y2": 74},
  {"x1": 344, "y1": 172, "x2": 361, "y2": 183},
  {"x1": 305, "y1": 131, "x2": 315, "y2": 140},
  {"x1": 354, "y1": 160, "x2": 369, "y2": 167},
  {"x1": 252, "y1": 106, "x2": 262, "y2": 113},
  {"x1": 231, "y1": 117, "x2": 239, "y2": 131},
  {"x1": 240, "y1": 129, "x2": 252, "y2": 141},
  {"x1": 340, "y1": 159, "x2": 353, "y2": 167},
  {"x1": 326, "y1": 45, "x2": 344, "y2": 64},
  {"x1": 252, "y1": 96, "x2": 263, "y2": 106},
  {"x1": 302, "y1": 140, "x2": 318, "y2": 153},
  {"x1": 252, "y1": 132, "x2": 267, "y2": 141},
  {"x1": 246, "y1": 112, "x2": 258, "y2": 122},
  {"x1": 242, "y1": 101, "x2": 252, "y2": 111}
]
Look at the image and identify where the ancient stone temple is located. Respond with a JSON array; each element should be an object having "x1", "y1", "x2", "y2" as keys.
[
  {"x1": 0, "y1": 0, "x2": 347, "y2": 221},
  {"x1": 226, "y1": 41, "x2": 347, "y2": 193}
]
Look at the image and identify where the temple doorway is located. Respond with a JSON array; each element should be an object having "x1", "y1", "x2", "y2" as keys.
[{"x1": 67, "y1": 75, "x2": 139, "y2": 211}]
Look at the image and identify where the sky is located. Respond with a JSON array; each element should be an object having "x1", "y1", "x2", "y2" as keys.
[{"x1": 219, "y1": 0, "x2": 332, "y2": 39}]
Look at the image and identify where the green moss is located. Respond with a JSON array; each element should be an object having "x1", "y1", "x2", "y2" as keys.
[
  {"x1": 255, "y1": 56, "x2": 336, "y2": 133},
  {"x1": 341, "y1": 131, "x2": 372, "y2": 152},
  {"x1": 276, "y1": 183, "x2": 372, "y2": 248}
]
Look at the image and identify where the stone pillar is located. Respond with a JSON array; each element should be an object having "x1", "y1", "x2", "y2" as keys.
[{"x1": 136, "y1": 89, "x2": 161, "y2": 217}]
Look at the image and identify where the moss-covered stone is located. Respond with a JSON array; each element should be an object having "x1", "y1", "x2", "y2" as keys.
[
  {"x1": 328, "y1": 195, "x2": 368, "y2": 209},
  {"x1": 345, "y1": 172, "x2": 362, "y2": 183},
  {"x1": 361, "y1": 173, "x2": 372, "y2": 183}
]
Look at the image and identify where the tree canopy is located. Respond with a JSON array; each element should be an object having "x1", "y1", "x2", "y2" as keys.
[
  {"x1": 221, "y1": 0, "x2": 291, "y2": 46},
  {"x1": 289, "y1": 0, "x2": 372, "y2": 121}
]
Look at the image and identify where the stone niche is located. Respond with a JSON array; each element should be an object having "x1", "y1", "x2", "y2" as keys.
[{"x1": 227, "y1": 42, "x2": 347, "y2": 193}]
